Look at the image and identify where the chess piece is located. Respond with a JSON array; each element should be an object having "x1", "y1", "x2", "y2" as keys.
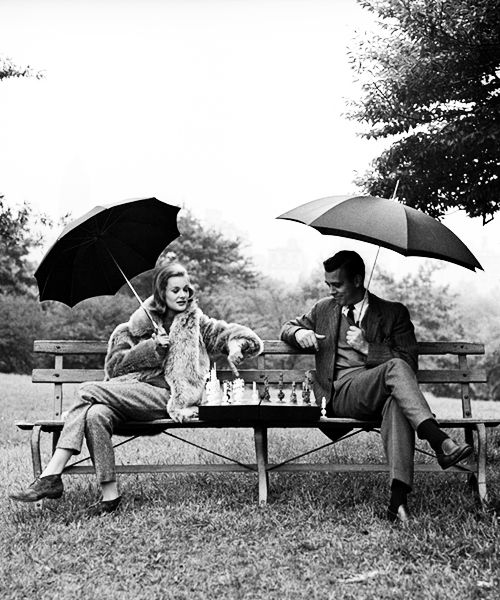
[
  {"x1": 232, "y1": 378, "x2": 245, "y2": 403},
  {"x1": 298, "y1": 381, "x2": 305, "y2": 405},
  {"x1": 205, "y1": 363, "x2": 221, "y2": 404},
  {"x1": 252, "y1": 381, "x2": 259, "y2": 402},
  {"x1": 278, "y1": 372, "x2": 285, "y2": 402},
  {"x1": 260, "y1": 376, "x2": 270, "y2": 402},
  {"x1": 290, "y1": 381, "x2": 297, "y2": 404},
  {"x1": 321, "y1": 397, "x2": 327, "y2": 418},
  {"x1": 303, "y1": 372, "x2": 311, "y2": 405}
]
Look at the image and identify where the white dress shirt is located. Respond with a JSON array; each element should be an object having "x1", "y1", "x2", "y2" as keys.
[{"x1": 341, "y1": 293, "x2": 369, "y2": 326}]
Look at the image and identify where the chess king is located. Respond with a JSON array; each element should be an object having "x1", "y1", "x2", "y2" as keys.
[{"x1": 280, "y1": 250, "x2": 473, "y2": 524}]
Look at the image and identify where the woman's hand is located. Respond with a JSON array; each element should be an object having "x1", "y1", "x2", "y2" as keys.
[
  {"x1": 227, "y1": 340, "x2": 245, "y2": 376},
  {"x1": 153, "y1": 325, "x2": 170, "y2": 348},
  {"x1": 228, "y1": 340, "x2": 244, "y2": 365}
]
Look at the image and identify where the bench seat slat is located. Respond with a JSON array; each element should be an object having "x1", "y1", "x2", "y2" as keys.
[{"x1": 16, "y1": 417, "x2": 500, "y2": 432}]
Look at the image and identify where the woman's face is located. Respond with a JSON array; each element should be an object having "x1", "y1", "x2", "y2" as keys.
[{"x1": 164, "y1": 275, "x2": 190, "y2": 313}]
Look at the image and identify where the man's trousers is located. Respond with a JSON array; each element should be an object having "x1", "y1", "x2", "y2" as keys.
[
  {"x1": 56, "y1": 378, "x2": 170, "y2": 483},
  {"x1": 321, "y1": 358, "x2": 435, "y2": 488}
]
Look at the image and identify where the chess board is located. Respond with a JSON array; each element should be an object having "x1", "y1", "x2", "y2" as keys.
[{"x1": 198, "y1": 401, "x2": 321, "y2": 423}]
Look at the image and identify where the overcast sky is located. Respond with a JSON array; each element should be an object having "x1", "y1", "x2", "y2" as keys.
[{"x1": 1, "y1": 0, "x2": 498, "y2": 293}]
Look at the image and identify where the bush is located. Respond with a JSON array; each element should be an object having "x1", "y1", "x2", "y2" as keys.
[{"x1": 0, "y1": 294, "x2": 44, "y2": 373}]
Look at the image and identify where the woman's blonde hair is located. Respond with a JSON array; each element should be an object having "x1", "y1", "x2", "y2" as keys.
[{"x1": 151, "y1": 262, "x2": 194, "y2": 313}]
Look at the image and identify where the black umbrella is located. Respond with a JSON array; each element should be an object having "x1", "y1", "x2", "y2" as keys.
[
  {"x1": 35, "y1": 197, "x2": 181, "y2": 326},
  {"x1": 277, "y1": 195, "x2": 482, "y2": 272}
]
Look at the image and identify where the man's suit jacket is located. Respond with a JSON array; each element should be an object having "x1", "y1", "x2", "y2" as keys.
[{"x1": 280, "y1": 292, "x2": 419, "y2": 403}]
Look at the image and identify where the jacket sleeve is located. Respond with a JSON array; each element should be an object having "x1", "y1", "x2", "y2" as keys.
[
  {"x1": 280, "y1": 303, "x2": 318, "y2": 348},
  {"x1": 200, "y1": 313, "x2": 263, "y2": 358},
  {"x1": 104, "y1": 324, "x2": 165, "y2": 380},
  {"x1": 365, "y1": 303, "x2": 418, "y2": 372}
]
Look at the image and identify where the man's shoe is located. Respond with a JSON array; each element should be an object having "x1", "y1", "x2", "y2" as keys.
[
  {"x1": 87, "y1": 496, "x2": 122, "y2": 516},
  {"x1": 437, "y1": 438, "x2": 473, "y2": 470},
  {"x1": 9, "y1": 475, "x2": 63, "y2": 502},
  {"x1": 387, "y1": 504, "x2": 412, "y2": 524}
]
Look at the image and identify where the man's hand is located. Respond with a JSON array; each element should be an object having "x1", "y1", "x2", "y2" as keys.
[
  {"x1": 295, "y1": 329, "x2": 326, "y2": 351},
  {"x1": 346, "y1": 326, "x2": 368, "y2": 355}
]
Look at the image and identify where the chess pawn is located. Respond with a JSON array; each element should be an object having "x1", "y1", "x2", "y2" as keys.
[
  {"x1": 277, "y1": 372, "x2": 285, "y2": 402},
  {"x1": 302, "y1": 378, "x2": 311, "y2": 404},
  {"x1": 252, "y1": 381, "x2": 259, "y2": 402},
  {"x1": 290, "y1": 381, "x2": 297, "y2": 404}
]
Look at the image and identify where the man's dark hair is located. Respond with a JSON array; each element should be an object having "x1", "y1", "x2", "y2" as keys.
[{"x1": 323, "y1": 251, "x2": 365, "y2": 281}]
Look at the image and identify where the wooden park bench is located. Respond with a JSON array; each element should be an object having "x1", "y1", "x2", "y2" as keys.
[{"x1": 16, "y1": 339, "x2": 500, "y2": 507}]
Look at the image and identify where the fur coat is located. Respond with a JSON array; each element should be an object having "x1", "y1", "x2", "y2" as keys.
[{"x1": 104, "y1": 297, "x2": 263, "y2": 421}]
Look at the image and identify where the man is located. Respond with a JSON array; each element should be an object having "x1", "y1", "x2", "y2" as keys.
[{"x1": 280, "y1": 250, "x2": 472, "y2": 523}]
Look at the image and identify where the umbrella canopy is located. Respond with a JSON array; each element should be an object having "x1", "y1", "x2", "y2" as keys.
[
  {"x1": 277, "y1": 195, "x2": 482, "y2": 272},
  {"x1": 35, "y1": 197, "x2": 181, "y2": 307}
]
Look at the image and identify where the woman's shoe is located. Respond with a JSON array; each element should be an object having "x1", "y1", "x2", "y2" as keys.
[{"x1": 9, "y1": 475, "x2": 64, "y2": 502}]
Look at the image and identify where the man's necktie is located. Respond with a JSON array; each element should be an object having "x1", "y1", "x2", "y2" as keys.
[{"x1": 346, "y1": 304, "x2": 356, "y2": 326}]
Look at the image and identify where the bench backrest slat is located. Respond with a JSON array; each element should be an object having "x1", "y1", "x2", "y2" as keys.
[
  {"x1": 33, "y1": 340, "x2": 108, "y2": 354},
  {"x1": 33, "y1": 339, "x2": 486, "y2": 356},
  {"x1": 31, "y1": 368, "x2": 487, "y2": 385}
]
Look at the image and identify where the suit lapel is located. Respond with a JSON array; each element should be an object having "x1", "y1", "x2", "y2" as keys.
[
  {"x1": 362, "y1": 293, "x2": 382, "y2": 342},
  {"x1": 329, "y1": 300, "x2": 341, "y2": 343}
]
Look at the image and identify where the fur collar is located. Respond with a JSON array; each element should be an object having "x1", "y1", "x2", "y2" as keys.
[{"x1": 128, "y1": 297, "x2": 200, "y2": 338}]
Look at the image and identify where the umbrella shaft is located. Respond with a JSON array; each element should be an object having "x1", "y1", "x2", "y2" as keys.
[{"x1": 106, "y1": 249, "x2": 159, "y2": 332}]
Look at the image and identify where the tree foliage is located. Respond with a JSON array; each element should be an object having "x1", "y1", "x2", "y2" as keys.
[
  {"x1": 0, "y1": 55, "x2": 43, "y2": 81},
  {"x1": 129, "y1": 210, "x2": 257, "y2": 313},
  {"x1": 0, "y1": 197, "x2": 40, "y2": 296},
  {"x1": 349, "y1": 0, "x2": 500, "y2": 221}
]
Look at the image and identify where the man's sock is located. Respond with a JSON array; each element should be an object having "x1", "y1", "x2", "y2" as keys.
[
  {"x1": 389, "y1": 479, "x2": 411, "y2": 512},
  {"x1": 417, "y1": 418, "x2": 448, "y2": 454}
]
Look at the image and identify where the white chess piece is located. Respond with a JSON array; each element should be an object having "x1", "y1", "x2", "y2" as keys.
[
  {"x1": 232, "y1": 378, "x2": 245, "y2": 403},
  {"x1": 321, "y1": 396, "x2": 327, "y2": 418}
]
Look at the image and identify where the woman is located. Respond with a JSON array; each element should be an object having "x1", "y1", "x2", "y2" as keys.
[{"x1": 11, "y1": 262, "x2": 263, "y2": 513}]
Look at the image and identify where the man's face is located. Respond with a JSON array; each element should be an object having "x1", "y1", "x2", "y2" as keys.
[{"x1": 324, "y1": 268, "x2": 364, "y2": 306}]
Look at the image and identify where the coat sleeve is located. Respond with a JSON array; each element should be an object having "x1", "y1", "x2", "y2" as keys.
[
  {"x1": 280, "y1": 303, "x2": 318, "y2": 348},
  {"x1": 199, "y1": 313, "x2": 263, "y2": 358},
  {"x1": 104, "y1": 323, "x2": 165, "y2": 380},
  {"x1": 365, "y1": 303, "x2": 418, "y2": 372}
]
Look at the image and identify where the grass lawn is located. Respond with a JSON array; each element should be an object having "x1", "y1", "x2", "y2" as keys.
[{"x1": 1, "y1": 373, "x2": 500, "y2": 599}]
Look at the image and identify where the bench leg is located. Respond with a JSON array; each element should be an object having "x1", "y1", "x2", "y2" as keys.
[
  {"x1": 254, "y1": 426, "x2": 269, "y2": 506},
  {"x1": 464, "y1": 425, "x2": 474, "y2": 449},
  {"x1": 31, "y1": 425, "x2": 42, "y2": 478},
  {"x1": 52, "y1": 430, "x2": 61, "y2": 454},
  {"x1": 474, "y1": 423, "x2": 488, "y2": 507}
]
